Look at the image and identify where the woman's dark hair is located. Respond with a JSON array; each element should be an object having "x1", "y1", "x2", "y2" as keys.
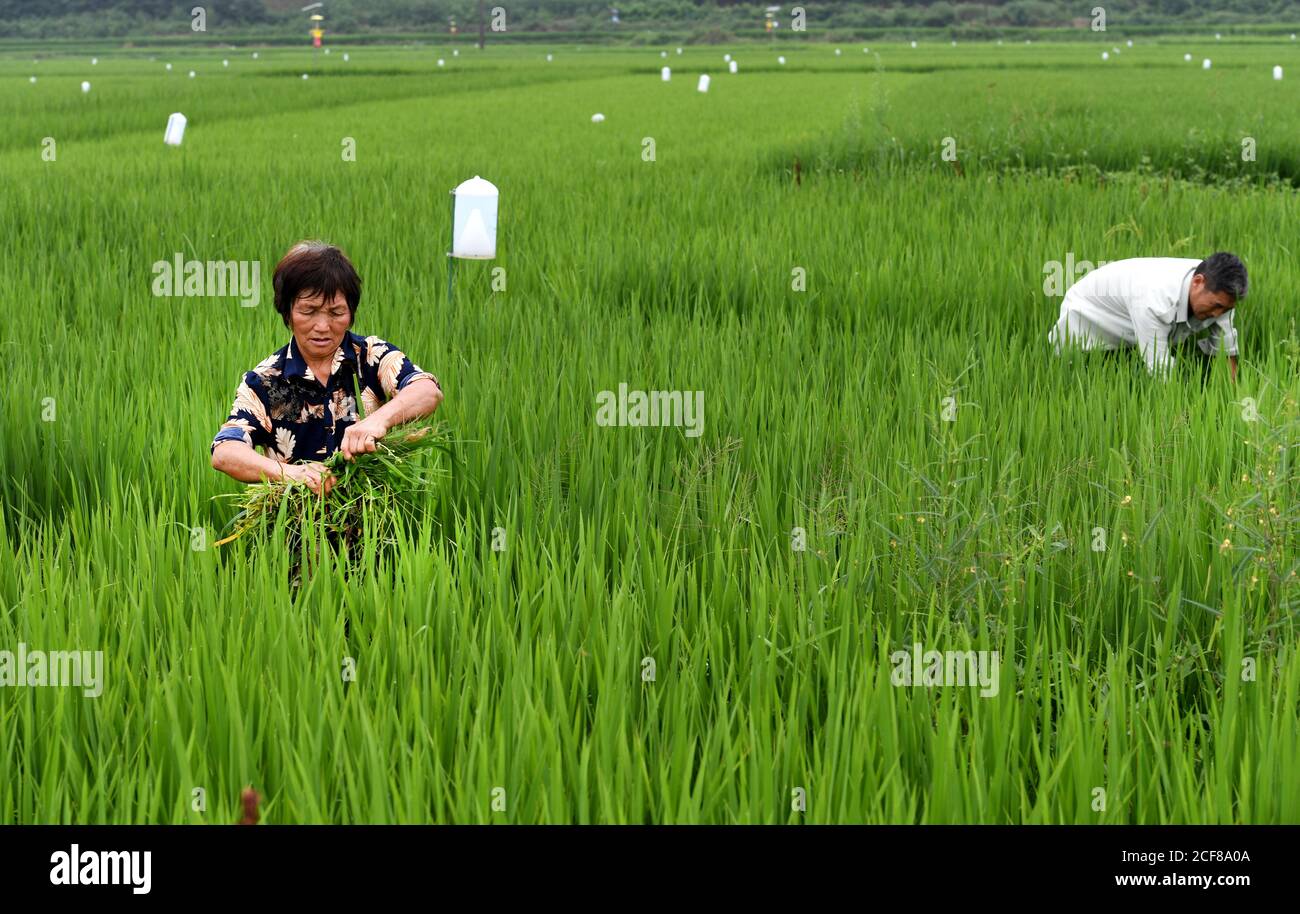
[
  {"x1": 272, "y1": 241, "x2": 362, "y2": 328},
  {"x1": 1195, "y1": 252, "x2": 1248, "y2": 301}
]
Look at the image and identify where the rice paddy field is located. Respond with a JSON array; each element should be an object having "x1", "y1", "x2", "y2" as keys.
[{"x1": 1, "y1": 36, "x2": 1298, "y2": 825}]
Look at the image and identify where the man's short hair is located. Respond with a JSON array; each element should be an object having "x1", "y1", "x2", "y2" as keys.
[
  {"x1": 272, "y1": 241, "x2": 362, "y2": 328},
  {"x1": 1195, "y1": 252, "x2": 1248, "y2": 302}
]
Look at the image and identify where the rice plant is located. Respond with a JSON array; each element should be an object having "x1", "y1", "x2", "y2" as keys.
[
  {"x1": 0, "y1": 39, "x2": 1296, "y2": 824},
  {"x1": 213, "y1": 422, "x2": 454, "y2": 552}
]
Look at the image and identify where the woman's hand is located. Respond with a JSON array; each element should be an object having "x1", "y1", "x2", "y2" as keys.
[
  {"x1": 281, "y1": 461, "x2": 336, "y2": 496},
  {"x1": 341, "y1": 415, "x2": 389, "y2": 461}
]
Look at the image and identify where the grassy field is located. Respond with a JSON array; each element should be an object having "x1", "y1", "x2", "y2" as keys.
[{"x1": 1, "y1": 37, "x2": 1297, "y2": 824}]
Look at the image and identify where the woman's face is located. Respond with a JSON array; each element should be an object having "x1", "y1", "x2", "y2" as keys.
[{"x1": 290, "y1": 290, "x2": 351, "y2": 362}]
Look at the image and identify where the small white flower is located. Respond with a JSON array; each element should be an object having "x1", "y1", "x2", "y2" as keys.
[
  {"x1": 273, "y1": 427, "x2": 297, "y2": 461},
  {"x1": 332, "y1": 394, "x2": 357, "y2": 423},
  {"x1": 252, "y1": 353, "x2": 281, "y2": 378},
  {"x1": 233, "y1": 380, "x2": 272, "y2": 432},
  {"x1": 377, "y1": 349, "x2": 407, "y2": 398},
  {"x1": 365, "y1": 336, "x2": 390, "y2": 366}
]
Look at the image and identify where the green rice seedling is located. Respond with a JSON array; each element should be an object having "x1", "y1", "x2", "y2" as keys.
[
  {"x1": 213, "y1": 422, "x2": 455, "y2": 566},
  {"x1": 2, "y1": 40, "x2": 1298, "y2": 825}
]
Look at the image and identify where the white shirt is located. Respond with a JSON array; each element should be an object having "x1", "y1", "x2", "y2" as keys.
[{"x1": 1047, "y1": 257, "x2": 1238, "y2": 377}]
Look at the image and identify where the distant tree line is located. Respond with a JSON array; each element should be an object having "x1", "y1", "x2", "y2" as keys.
[{"x1": 3, "y1": 1, "x2": 1299, "y2": 40}]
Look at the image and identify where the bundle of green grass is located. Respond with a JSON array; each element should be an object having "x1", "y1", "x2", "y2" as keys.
[{"x1": 214, "y1": 422, "x2": 454, "y2": 556}]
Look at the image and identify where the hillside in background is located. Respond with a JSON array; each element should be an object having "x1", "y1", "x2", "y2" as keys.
[{"x1": 4, "y1": 1, "x2": 1300, "y2": 41}]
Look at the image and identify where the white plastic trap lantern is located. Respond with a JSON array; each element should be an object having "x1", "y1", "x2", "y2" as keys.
[
  {"x1": 546, "y1": 54, "x2": 553, "y2": 62},
  {"x1": 1274, "y1": 65, "x2": 1284, "y2": 80},
  {"x1": 80, "y1": 80, "x2": 90, "y2": 93},
  {"x1": 223, "y1": 59, "x2": 229, "y2": 67},
  {"x1": 189, "y1": 70, "x2": 196, "y2": 78},
  {"x1": 778, "y1": 55, "x2": 786, "y2": 65},
  {"x1": 1127, "y1": 40, "x2": 1133, "y2": 47},
  {"x1": 343, "y1": 53, "x2": 350, "y2": 61},
  {"x1": 591, "y1": 112, "x2": 605, "y2": 122},
  {"x1": 446, "y1": 175, "x2": 499, "y2": 307},
  {"x1": 29, "y1": 76, "x2": 36, "y2": 83},
  {"x1": 910, "y1": 41, "x2": 918, "y2": 48},
  {"x1": 1101, "y1": 52, "x2": 1109, "y2": 60},
  {"x1": 834, "y1": 48, "x2": 841, "y2": 56},
  {"x1": 724, "y1": 54, "x2": 731, "y2": 62},
  {"x1": 164, "y1": 112, "x2": 187, "y2": 146},
  {"x1": 437, "y1": 58, "x2": 445, "y2": 66},
  {"x1": 450, "y1": 176, "x2": 498, "y2": 260},
  {"x1": 1184, "y1": 53, "x2": 1192, "y2": 61},
  {"x1": 660, "y1": 51, "x2": 667, "y2": 58},
  {"x1": 661, "y1": 66, "x2": 671, "y2": 81},
  {"x1": 1203, "y1": 58, "x2": 1212, "y2": 70},
  {"x1": 697, "y1": 74, "x2": 710, "y2": 93},
  {"x1": 676, "y1": 47, "x2": 682, "y2": 55},
  {"x1": 252, "y1": 52, "x2": 259, "y2": 59},
  {"x1": 165, "y1": 62, "x2": 172, "y2": 71},
  {"x1": 729, "y1": 60, "x2": 737, "y2": 74},
  {"x1": 91, "y1": 57, "x2": 98, "y2": 65}
]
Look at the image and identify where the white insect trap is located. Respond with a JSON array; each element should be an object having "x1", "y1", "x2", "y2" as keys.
[
  {"x1": 446, "y1": 175, "x2": 499, "y2": 307},
  {"x1": 164, "y1": 112, "x2": 187, "y2": 146},
  {"x1": 450, "y1": 176, "x2": 498, "y2": 260}
]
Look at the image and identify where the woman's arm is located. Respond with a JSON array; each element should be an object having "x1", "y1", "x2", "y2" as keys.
[
  {"x1": 211, "y1": 440, "x2": 286, "y2": 483},
  {"x1": 374, "y1": 376, "x2": 443, "y2": 429},
  {"x1": 341, "y1": 378, "x2": 443, "y2": 460},
  {"x1": 211, "y1": 441, "x2": 336, "y2": 494}
]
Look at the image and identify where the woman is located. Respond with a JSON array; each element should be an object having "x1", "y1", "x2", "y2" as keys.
[{"x1": 211, "y1": 241, "x2": 443, "y2": 496}]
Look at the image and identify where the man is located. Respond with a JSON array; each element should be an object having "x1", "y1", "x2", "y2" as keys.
[{"x1": 1047, "y1": 253, "x2": 1245, "y2": 382}]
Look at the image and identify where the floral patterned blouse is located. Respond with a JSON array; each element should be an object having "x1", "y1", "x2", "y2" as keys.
[{"x1": 212, "y1": 331, "x2": 439, "y2": 463}]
